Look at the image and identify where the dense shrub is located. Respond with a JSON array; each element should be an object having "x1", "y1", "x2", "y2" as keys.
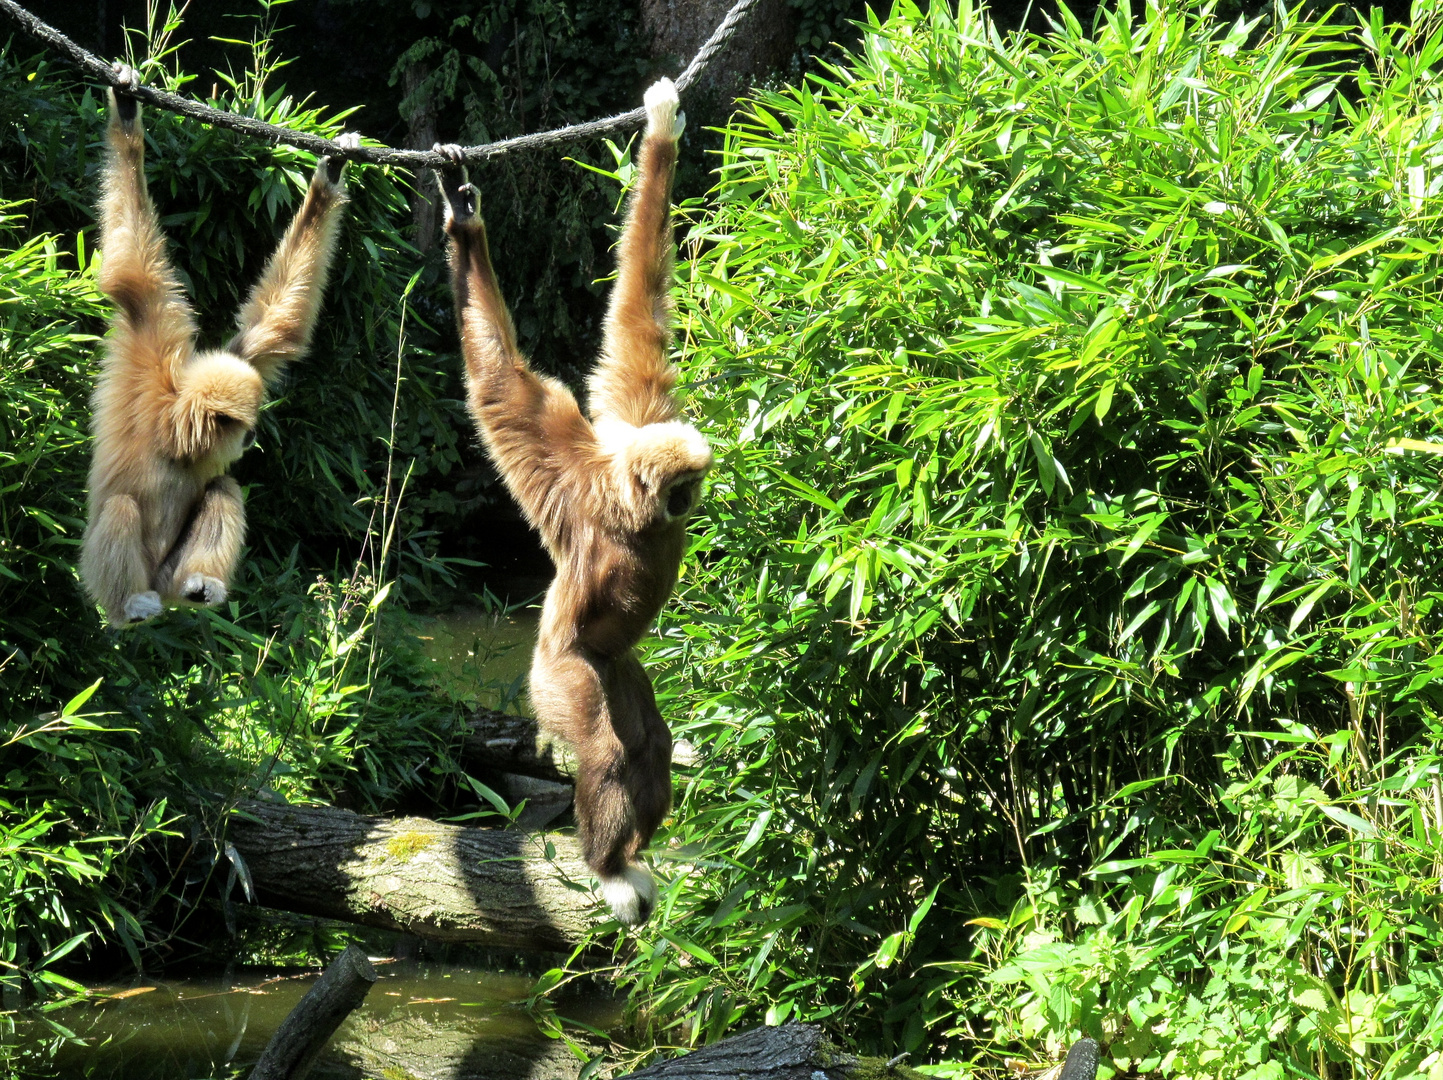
[{"x1": 614, "y1": 1, "x2": 1443, "y2": 1075}]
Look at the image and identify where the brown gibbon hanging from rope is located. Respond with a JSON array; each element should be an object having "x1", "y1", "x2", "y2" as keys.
[
  {"x1": 433, "y1": 77, "x2": 711, "y2": 925},
  {"x1": 80, "y1": 65, "x2": 356, "y2": 627}
]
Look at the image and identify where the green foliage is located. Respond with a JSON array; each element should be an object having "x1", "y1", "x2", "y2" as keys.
[{"x1": 595, "y1": 0, "x2": 1443, "y2": 1074}]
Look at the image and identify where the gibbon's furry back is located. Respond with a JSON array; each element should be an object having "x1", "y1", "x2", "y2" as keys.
[
  {"x1": 435, "y1": 78, "x2": 710, "y2": 925},
  {"x1": 79, "y1": 68, "x2": 354, "y2": 627}
]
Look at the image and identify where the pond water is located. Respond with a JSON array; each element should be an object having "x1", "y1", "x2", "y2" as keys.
[
  {"x1": 2, "y1": 957, "x2": 620, "y2": 1079},
  {"x1": 405, "y1": 605, "x2": 541, "y2": 709}
]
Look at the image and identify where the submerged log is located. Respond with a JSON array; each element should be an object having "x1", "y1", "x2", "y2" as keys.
[
  {"x1": 228, "y1": 800, "x2": 594, "y2": 952},
  {"x1": 250, "y1": 944, "x2": 377, "y2": 1080}
]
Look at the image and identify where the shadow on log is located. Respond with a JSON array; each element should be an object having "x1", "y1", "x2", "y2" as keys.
[
  {"x1": 250, "y1": 944, "x2": 377, "y2": 1080},
  {"x1": 228, "y1": 800, "x2": 596, "y2": 952}
]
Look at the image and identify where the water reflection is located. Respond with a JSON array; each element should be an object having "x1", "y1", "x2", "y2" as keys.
[{"x1": 1, "y1": 960, "x2": 618, "y2": 1080}]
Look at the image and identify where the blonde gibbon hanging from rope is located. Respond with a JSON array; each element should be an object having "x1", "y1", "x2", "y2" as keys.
[
  {"x1": 79, "y1": 65, "x2": 357, "y2": 627},
  {"x1": 433, "y1": 77, "x2": 711, "y2": 925}
]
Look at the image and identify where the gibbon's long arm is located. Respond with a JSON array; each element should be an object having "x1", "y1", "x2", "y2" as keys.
[
  {"x1": 436, "y1": 152, "x2": 600, "y2": 542},
  {"x1": 227, "y1": 138, "x2": 354, "y2": 385},
  {"x1": 588, "y1": 79, "x2": 684, "y2": 429},
  {"x1": 97, "y1": 78, "x2": 197, "y2": 386}
]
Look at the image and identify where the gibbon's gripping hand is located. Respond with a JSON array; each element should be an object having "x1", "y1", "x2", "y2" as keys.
[
  {"x1": 432, "y1": 143, "x2": 478, "y2": 228},
  {"x1": 108, "y1": 62, "x2": 141, "y2": 128},
  {"x1": 318, "y1": 131, "x2": 360, "y2": 189},
  {"x1": 643, "y1": 77, "x2": 685, "y2": 143}
]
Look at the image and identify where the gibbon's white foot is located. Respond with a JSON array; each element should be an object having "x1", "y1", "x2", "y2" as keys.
[
  {"x1": 110, "y1": 62, "x2": 141, "y2": 125},
  {"x1": 320, "y1": 131, "x2": 360, "y2": 187},
  {"x1": 600, "y1": 863, "x2": 658, "y2": 926},
  {"x1": 179, "y1": 573, "x2": 227, "y2": 607},
  {"x1": 122, "y1": 591, "x2": 163, "y2": 625},
  {"x1": 644, "y1": 78, "x2": 682, "y2": 141}
]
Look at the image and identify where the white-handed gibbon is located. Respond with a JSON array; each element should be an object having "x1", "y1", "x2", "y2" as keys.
[
  {"x1": 80, "y1": 67, "x2": 356, "y2": 627},
  {"x1": 434, "y1": 77, "x2": 711, "y2": 925}
]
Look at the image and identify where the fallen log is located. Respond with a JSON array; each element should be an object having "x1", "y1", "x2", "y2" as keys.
[
  {"x1": 620, "y1": 1023, "x2": 856, "y2": 1080},
  {"x1": 462, "y1": 708, "x2": 578, "y2": 784},
  {"x1": 462, "y1": 708, "x2": 700, "y2": 785},
  {"x1": 317, "y1": 1013, "x2": 604, "y2": 1080},
  {"x1": 250, "y1": 944, "x2": 377, "y2": 1080},
  {"x1": 617, "y1": 1025, "x2": 1098, "y2": 1080},
  {"x1": 617, "y1": 1023, "x2": 952, "y2": 1080},
  {"x1": 228, "y1": 800, "x2": 595, "y2": 952}
]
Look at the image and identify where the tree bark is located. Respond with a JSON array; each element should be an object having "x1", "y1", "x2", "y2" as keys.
[
  {"x1": 641, "y1": 0, "x2": 795, "y2": 100},
  {"x1": 250, "y1": 944, "x2": 377, "y2": 1080},
  {"x1": 402, "y1": 62, "x2": 440, "y2": 252},
  {"x1": 227, "y1": 800, "x2": 595, "y2": 952}
]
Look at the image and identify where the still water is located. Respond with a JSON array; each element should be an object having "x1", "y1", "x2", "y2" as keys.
[
  {"x1": 406, "y1": 606, "x2": 541, "y2": 709},
  {"x1": 2, "y1": 958, "x2": 619, "y2": 1079}
]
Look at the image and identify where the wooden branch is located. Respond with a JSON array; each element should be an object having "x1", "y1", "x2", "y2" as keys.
[
  {"x1": 227, "y1": 800, "x2": 595, "y2": 952},
  {"x1": 250, "y1": 944, "x2": 377, "y2": 1080},
  {"x1": 0, "y1": 0, "x2": 762, "y2": 166}
]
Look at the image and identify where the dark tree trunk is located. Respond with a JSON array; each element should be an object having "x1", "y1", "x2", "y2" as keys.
[
  {"x1": 227, "y1": 800, "x2": 594, "y2": 952},
  {"x1": 641, "y1": 0, "x2": 796, "y2": 100},
  {"x1": 402, "y1": 62, "x2": 440, "y2": 251}
]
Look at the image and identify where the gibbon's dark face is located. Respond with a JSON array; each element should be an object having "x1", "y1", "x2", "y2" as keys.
[
  {"x1": 174, "y1": 351, "x2": 264, "y2": 464},
  {"x1": 214, "y1": 413, "x2": 257, "y2": 459},
  {"x1": 662, "y1": 474, "x2": 702, "y2": 522}
]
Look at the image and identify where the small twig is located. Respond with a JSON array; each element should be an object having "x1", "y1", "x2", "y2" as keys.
[{"x1": 0, "y1": 0, "x2": 762, "y2": 167}]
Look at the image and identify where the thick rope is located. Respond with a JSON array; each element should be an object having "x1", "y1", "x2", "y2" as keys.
[{"x1": 0, "y1": 0, "x2": 762, "y2": 167}]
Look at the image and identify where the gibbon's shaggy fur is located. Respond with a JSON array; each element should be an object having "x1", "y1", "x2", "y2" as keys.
[
  {"x1": 435, "y1": 77, "x2": 711, "y2": 925},
  {"x1": 80, "y1": 68, "x2": 354, "y2": 627}
]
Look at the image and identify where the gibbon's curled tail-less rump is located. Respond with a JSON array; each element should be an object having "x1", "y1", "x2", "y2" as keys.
[
  {"x1": 435, "y1": 78, "x2": 711, "y2": 926},
  {"x1": 79, "y1": 66, "x2": 355, "y2": 628}
]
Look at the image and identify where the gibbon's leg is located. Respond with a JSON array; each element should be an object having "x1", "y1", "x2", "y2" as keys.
[
  {"x1": 227, "y1": 133, "x2": 359, "y2": 385},
  {"x1": 433, "y1": 147, "x2": 600, "y2": 535},
  {"x1": 81, "y1": 494, "x2": 161, "y2": 626},
  {"x1": 530, "y1": 642, "x2": 659, "y2": 925},
  {"x1": 608, "y1": 651, "x2": 674, "y2": 863},
  {"x1": 155, "y1": 476, "x2": 245, "y2": 607},
  {"x1": 587, "y1": 78, "x2": 685, "y2": 428},
  {"x1": 97, "y1": 66, "x2": 198, "y2": 375}
]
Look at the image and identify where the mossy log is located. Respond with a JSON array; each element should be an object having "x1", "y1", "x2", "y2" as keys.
[
  {"x1": 228, "y1": 800, "x2": 595, "y2": 952},
  {"x1": 316, "y1": 1015, "x2": 602, "y2": 1080}
]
